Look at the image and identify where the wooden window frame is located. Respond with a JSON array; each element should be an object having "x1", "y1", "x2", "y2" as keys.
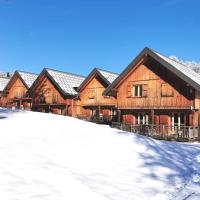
[
  {"x1": 134, "y1": 85, "x2": 142, "y2": 97},
  {"x1": 127, "y1": 84, "x2": 148, "y2": 98}
]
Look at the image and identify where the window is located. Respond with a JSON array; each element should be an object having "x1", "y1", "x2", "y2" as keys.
[
  {"x1": 88, "y1": 89, "x2": 95, "y2": 99},
  {"x1": 136, "y1": 113, "x2": 149, "y2": 125},
  {"x1": 171, "y1": 113, "x2": 185, "y2": 127},
  {"x1": 134, "y1": 85, "x2": 142, "y2": 97},
  {"x1": 127, "y1": 84, "x2": 148, "y2": 98},
  {"x1": 161, "y1": 83, "x2": 173, "y2": 97}
]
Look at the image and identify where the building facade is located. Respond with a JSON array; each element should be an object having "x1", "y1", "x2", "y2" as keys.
[
  {"x1": 28, "y1": 68, "x2": 85, "y2": 116},
  {"x1": 0, "y1": 77, "x2": 10, "y2": 106},
  {"x1": 104, "y1": 47, "x2": 200, "y2": 130},
  {"x1": 76, "y1": 68, "x2": 118, "y2": 121},
  {"x1": 1, "y1": 71, "x2": 38, "y2": 109}
]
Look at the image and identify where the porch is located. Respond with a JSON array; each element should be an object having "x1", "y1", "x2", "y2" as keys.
[
  {"x1": 120, "y1": 109, "x2": 194, "y2": 127},
  {"x1": 78, "y1": 105, "x2": 117, "y2": 124},
  {"x1": 111, "y1": 123, "x2": 200, "y2": 142},
  {"x1": 32, "y1": 103, "x2": 67, "y2": 115},
  {"x1": 6, "y1": 97, "x2": 33, "y2": 110}
]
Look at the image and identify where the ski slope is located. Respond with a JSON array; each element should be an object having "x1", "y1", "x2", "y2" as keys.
[{"x1": 0, "y1": 109, "x2": 200, "y2": 200}]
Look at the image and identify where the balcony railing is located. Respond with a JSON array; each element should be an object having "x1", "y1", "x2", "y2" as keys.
[{"x1": 111, "y1": 123, "x2": 200, "y2": 142}]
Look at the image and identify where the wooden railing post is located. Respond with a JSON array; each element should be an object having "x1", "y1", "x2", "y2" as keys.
[{"x1": 118, "y1": 110, "x2": 121, "y2": 123}]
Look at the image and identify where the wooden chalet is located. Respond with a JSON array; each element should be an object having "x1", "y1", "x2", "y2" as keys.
[
  {"x1": 104, "y1": 47, "x2": 200, "y2": 134},
  {"x1": 2, "y1": 71, "x2": 38, "y2": 109},
  {"x1": 28, "y1": 68, "x2": 85, "y2": 116},
  {"x1": 76, "y1": 68, "x2": 118, "y2": 121},
  {"x1": 0, "y1": 77, "x2": 10, "y2": 106}
]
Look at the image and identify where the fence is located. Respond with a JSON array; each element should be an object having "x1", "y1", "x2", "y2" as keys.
[
  {"x1": 77, "y1": 115, "x2": 117, "y2": 124},
  {"x1": 111, "y1": 122, "x2": 200, "y2": 142}
]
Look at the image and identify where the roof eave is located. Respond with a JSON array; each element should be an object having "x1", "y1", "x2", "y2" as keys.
[
  {"x1": 103, "y1": 47, "x2": 200, "y2": 95},
  {"x1": 45, "y1": 70, "x2": 68, "y2": 97},
  {"x1": 77, "y1": 68, "x2": 110, "y2": 92},
  {"x1": 148, "y1": 50, "x2": 200, "y2": 91},
  {"x1": 28, "y1": 68, "x2": 46, "y2": 95},
  {"x1": 103, "y1": 47, "x2": 149, "y2": 96}
]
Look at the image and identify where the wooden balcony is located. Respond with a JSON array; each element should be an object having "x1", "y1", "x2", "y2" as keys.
[
  {"x1": 81, "y1": 98, "x2": 116, "y2": 107},
  {"x1": 118, "y1": 96, "x2": 193, "y2": 109}
]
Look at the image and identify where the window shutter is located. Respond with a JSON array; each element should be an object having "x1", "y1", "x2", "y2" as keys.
[
  {"x1": 166, "y1": 84, "x2": 173, "y2": 96},
  {"x1": 161, "y1": 83, "x2": 173, "y2": 97},
  {"x1": 88, "y1": 89, "x2": 95, "y2": 99},
  {"x1": 142, "y1": 84, "x2": 148, "y2": 97},
  {"x1": 161, "y1": 83, "x2": 167, "y2": 96},
  {"x1": 127, "y1": 84, "x2": 132, "y2": 98}
]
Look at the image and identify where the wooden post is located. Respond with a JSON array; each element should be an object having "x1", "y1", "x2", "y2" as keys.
[
  {"x1": 66, "y1": 105, "x2": 68, "y2": 116},
  {"x1": 19, "y1": 100, "x2": 22, "y2": 109},
  {"x1": 118, "y1": 110, "x2": 121, "y2": 123},
  {"x1": 198, "y1": 110, "x2": 200, "y2": 137},
  {"x1": 71, "y1": 99, "x2": 74, "y2": 117},
  {"x1": 98, "y1": 106, "x2": 100, "y2": 117},
  {"x1": 151, "y1": 110, "x2": 154, "y2": 136},
  {"x1": 192, "y1": 110, "x2": 195, "y2": 127},
  {"x1": 151, "y1": 110, "x2": 154, "y2": 125}
]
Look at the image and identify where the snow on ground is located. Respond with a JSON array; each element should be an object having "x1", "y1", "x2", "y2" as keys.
[{"x1": 0, "y1": 109, "x2": 200, "y2": 200}]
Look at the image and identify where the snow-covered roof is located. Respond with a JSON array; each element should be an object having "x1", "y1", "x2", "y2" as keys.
[
  {"x1": 46, "y1": 68, "x2": 85, "y2": 95},
  {"x1": 97, "y1": 69, "x2": 119, "y2": 84},
  {"x1": 104, "y1": 47, "x2": 200, "y2": 95},
  {"x1": 77, "y1": 68, "x2": 118, "y2": 92},
  {"x1": 154, "y1": 51, "x2": 200, "y2": 88},
  {"x1": 18, "y1": 71, "x2": 38, "y2": 88},
  {"x1": 0, "y1": 77, "x2": 9, "y2": 91}
]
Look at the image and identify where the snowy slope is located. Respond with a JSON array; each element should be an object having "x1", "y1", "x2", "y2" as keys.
[{"x1": 0, "y1": 110, "x2": 200, "y2": 200}]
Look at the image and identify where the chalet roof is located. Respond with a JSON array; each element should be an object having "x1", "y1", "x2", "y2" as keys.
[
  {"x1": 0, "y1": 77, "x2": 10, "y2": 91},
  {"x1": 77, "y1": 68, "x2": 118, "y2": 92},
  {"x1": 45, "y1": 68, "x2": 85, "y2": 95},
  {"x1": 17, "y1": 71, "x2": 38, "y2": 88},
  {"x1": 3, "y1": 70, "x2": 38, "y2": 93},
  {"x1": 103, "y1": 47, "x2": 200, "y2": 95},
  {"x1": 154, "y1": 51, "x2": 200, "y2": 88},
  {"x1": 97, "y1": 68, "x2": 119, "y2": 84}
]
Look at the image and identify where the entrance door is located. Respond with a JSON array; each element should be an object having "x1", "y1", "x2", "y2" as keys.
[{"x1": 136, "y1": 113, "x2": 149, "y2": 125}]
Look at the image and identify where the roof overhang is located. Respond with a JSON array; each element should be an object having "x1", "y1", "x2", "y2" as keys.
[
  {"x1": 77, "y1": 68, "x2": 110, "y2": 93},
  {"x1": 3, "y1": 71, "x2": 29, "y2": 95},
  {"x1": 103, "y1": 47, "x2": 200, "y2": 96},
  {"x1": 28, "y1": 68, "x2": 77, "y2": 98}
]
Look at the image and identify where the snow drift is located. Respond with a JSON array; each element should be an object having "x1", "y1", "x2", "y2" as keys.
[{"x1": 0, "y1": 109, "x2": 200, "y2": 200}]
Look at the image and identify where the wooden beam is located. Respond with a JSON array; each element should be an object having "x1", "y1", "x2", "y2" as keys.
[{"x1": 151, "y1": 109, "x2": 154, "y2": 125}]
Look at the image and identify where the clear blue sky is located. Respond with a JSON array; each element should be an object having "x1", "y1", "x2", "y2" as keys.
[{"x1": 0, "y1": 0, "x2": 199, "y2": 76}]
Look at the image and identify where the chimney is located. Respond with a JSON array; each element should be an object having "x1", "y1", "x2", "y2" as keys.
[{"x1": 7, "y1": 72, "x2": 10, "y2": 78}]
